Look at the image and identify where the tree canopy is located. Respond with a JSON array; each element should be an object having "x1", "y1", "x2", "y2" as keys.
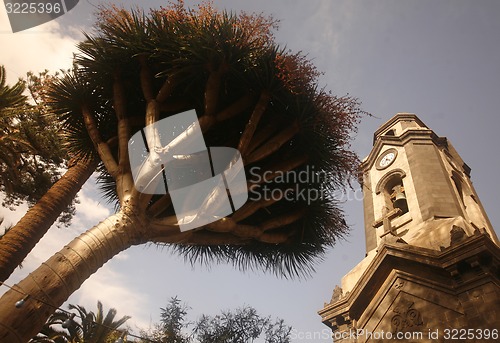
[
  {"x1": 48, "y1": 1, "x2": 366, "y2": 277},
  {"x1": 140, "y1": 297, "x2": 291, "y2": 343}
]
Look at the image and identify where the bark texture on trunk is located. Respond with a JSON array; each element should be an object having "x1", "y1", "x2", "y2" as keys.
[
  {"x1": 0, "y1": 212, "x2": 134, "y2": 342},
  {"x1": 0, "y1": 157, "x2": 98, "y2": 282}
]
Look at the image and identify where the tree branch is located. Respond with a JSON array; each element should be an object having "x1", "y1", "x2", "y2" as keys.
[
  {"x1": 156, "y1": 73, "x2": 181, "y2": 104},
  {"x1": 113, "y1": 73, "x2": 127, "y2": 121},
  {"x1": 112, "y1": 75, "x2": 136, "y2": 205},
  {"x1": 204, "y1": 67, "x2": 225, "y2": 117},
  {"x1": 145, "y1": 100, "x2": 160, "y2": 133},
  {"x1": 160, "y1": 98, "x2": 192, "y2": 113},
  {"x1": 238, "y1": 91, "x2": 270, "y2": 157},
  {"x1": 197, "y1": 114, "x2": 217, "y2": 133},
  {"x1": 113, "y1": 74, "x2": 130, "y2": 169},
  {"x1": 196, "y1": 92, "x2": 256, "y2": 134},
  {"x1": 149, "y1": 215, "x2": 179, "y2": 234},
  {"x1": 81, "y1": 105, "x2": 119, "y2": 177},
  {"x1": 206, "y1": 218, "x2": 262, "y2": 239},
  {"x1": 215, "y1": 92, "x2": 255, "y2": 122},
  {"x1": 205, "y1": 218, "x2": 293, "y2": 244},
  {"x1": 246, "y1": 118, "x2": 281, "y2": 153},
  {"x1": 247, "y1": 154, "x2": 309, "y2": 188},
  {"x1": 147, "y1": 194, "x2": 172, "y2": 218},
  {"x1": 258, "y1": 208, "x2": 306, "y2": 231},
  {"x1": 149, "y1": 201, "x2": 298, "y2": 245},
  {"x1": 246, "y1": 121, "x2": 299, "y2": 164},
  {"x1": 231, "y1": 189, "x2": 291, "y2": 222},
  {"x1": 139, "y1": 55, "x2": 154, "y2": 102},
  {"x1": 154, "y1": 230, "x2": 248, "y2": 245}
]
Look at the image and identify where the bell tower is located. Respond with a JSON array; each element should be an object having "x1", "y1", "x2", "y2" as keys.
[
  {"x1": 363, "y1": 113, "x2": 497, "y2": 254},
  {"x1": 319, "y1": 114, "x2": 500, "y2": 342}
]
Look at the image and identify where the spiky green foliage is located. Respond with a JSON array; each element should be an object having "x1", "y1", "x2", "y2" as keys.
[
  {"x1": 47, "y1": 1, "x2": 366, "y2": 277},
  {"x1": 30, "y1": 301, "x2": 130, "y2": 343},
  {"x1": 0, "y1": 66, "x2": 26, "y2": 108}
]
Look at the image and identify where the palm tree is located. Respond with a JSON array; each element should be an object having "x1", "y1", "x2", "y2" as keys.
[
  {"x1": 0, "y1": 67, "x2": 66, "y2": 206},
  {"x1": 0, "y1": 155, "x2": 97, "y2": 281},
  {"x1": 0, "y1": 65, "x2": 29, "y2": 195},
  {"x1": 0, "y1": 3, "x2": 365, "y2": 341},
  {"x1": 0, "y1": 69, "x2": 99, "y2": 282},
  {"x1": 30, "y1": 301, "x2": 130, "y2": 343}
]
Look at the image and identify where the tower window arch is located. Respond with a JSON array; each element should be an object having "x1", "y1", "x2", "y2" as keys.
[
  {"x1": 385, "y1": 176, "x2": 408, "y2": 214},
  {"x1": 375, "y1": 169, "x2": 409, "y2": 215}
]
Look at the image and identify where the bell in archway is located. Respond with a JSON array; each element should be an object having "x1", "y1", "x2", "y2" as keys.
[{"x1": 392, "y1": 185, "x2": 408, "y2": 213}]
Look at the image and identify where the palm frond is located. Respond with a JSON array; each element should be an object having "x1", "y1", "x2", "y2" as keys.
[{"x1": 0, "y1": 65, "x2": 27, "y2": 109}]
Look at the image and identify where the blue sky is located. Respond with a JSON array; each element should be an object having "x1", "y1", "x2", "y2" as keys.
[{"x1": 1, "y1": 0, "x2": 500, "y2": 341}]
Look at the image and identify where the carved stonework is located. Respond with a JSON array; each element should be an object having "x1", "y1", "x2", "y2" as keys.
[
  {"x1": 330, "y1": 285, "x2": 343, "y2": 303},
  {"x1": 450, "y1": 225, "x2": 467, "y2": 245},
  {"x1": 394, "y1": 280, "x2": 405, "y2": 290},
  {"x1": 391, "y1": 299, "x2": 423, "y2": 334}
]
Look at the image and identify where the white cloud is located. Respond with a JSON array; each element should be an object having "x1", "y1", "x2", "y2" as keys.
[
  {"x1": 67, "y1": 262, "x2": 151, "y2": 329},
  {"x1": 0, "y1": 9, "x2": 82, "y2": 84},
  {"x1": 74, "y1": 186, "x2": 111, "y2": 227}
]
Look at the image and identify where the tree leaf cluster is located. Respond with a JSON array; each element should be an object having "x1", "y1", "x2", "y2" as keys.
[
  {"x1": 140, "y1": 297, "x2": 291, "y2": 343},
  {"x1": 30, "y1": 301, "x2": 130, "y2": 343},
  {"x1": 0, "y1": 67, "x2": 76, "y2": 226}
]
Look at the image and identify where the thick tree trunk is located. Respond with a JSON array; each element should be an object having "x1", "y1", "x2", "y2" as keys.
[
  {"x1": 0, "y1": 157, "x2": 98, "y2": 282},
  {"x1": 0, "y1": 211, "x2": 137, "y2": 342}
]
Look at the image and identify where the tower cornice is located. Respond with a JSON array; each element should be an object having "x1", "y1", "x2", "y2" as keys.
[
  {"x1": 360, "y1": 128, "x2": 447, "y2": 173},
  {"x1": 372, "y1": 113, "x2": 428, "y2": 144},
  {"x1": 318, "y1": 232, "x2": 500, "y2": 330}
]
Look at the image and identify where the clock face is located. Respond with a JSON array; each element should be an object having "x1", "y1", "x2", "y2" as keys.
[{"x1": 378, "y1": 150, "x2": 397, "y2": 169}]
